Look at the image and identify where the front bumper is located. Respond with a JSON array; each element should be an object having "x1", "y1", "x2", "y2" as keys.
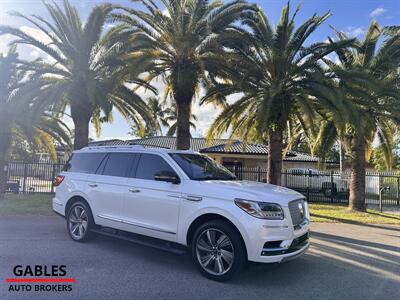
[
  {"x1": 248, "y1": 230, "x2": 310, "y2": 263},
  {"x1": 240, "y1": 205, "x2": 310, "y2": 263}
]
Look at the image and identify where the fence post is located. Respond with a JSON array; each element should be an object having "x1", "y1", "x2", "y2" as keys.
[
  {"x1": 22, "y1": 162, "x2": 28, "y2": 194},
  {"x1": 50, "y1": 164, "x2": 56, "y2": 193},
  {"x1": 397, "y1": 177, "x2": 400, "y2": 206},
  {"x1": 378, "y1": 173, "x2": 382, "y2": 207},
  {"x1": 257, "y1": 166, "x2": 261, "y2": 182},
  {"x1": 307, "y1": 170, "x2": 311, "y2": 202},
  {"x1": 330, "y1": 170, "x2": 334, "y2": 203},
  {"x1": 284, "y1": 170, "x2": 287, "y2": 187}
]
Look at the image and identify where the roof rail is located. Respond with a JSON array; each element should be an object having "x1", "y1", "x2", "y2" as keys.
[{"x1": 82, "y1": 144, "x2": 146, "y2": 150}]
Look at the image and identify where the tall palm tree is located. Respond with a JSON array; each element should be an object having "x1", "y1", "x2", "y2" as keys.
[
  {"x1": 321, "y1": 21, "x2": 400, "y2": 211},
  {"x1": 0, "y1": 0, "x2": 155, "y2": 150},
  {"x1": 146, "y1": 96, "x2": 172, "y2": 135},
  {"x1": 110, "y1": 0, "x2": 257, "y2": 149},
  {"x1": 0, "y1": 47, "x2": 70, "y2": 197},
  {"x1": 129, "y1": 96, "x2": 171, "y2": 137},
  {"x1": 203, "y1": 4, "x2": 352, "y2": 184},
  {"x1": 129, "y1": 97, "x2": 197, "y2": 138},
  {"x1": 165, "y1": 103, "x2": 198, "y2": 137}
]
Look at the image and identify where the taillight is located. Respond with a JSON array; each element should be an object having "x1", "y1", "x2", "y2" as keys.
[{"x1": 53, "y1": 175, "x2": 65, "y2": 187}]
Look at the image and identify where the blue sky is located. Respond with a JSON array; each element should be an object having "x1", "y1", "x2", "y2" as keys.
[{"x1": 1, "y1": 0, "x2": 399, "y2": 141}]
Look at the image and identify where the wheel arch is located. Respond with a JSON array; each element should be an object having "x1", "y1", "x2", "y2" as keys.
[
  {"x1": 185, "y1": 213, "x2": 248, "y2": 260},
  {"x1": 65, "y1": 195, "x2": 91, "y2": 217}
]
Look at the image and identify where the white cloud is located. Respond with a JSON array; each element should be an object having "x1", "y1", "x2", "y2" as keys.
[
  {"x1": 345, "y1": 26, "x2": 365, "y2": 38},
  {"x1": 191, "y1": 102, "x2": 222, "y2": 137},
  {"x1": 162, "y1": 9, "x2": 170, "y2": 17},
  {"x1": 0, "y1": 34, "x2": 14, "y2": 54},
  {"x1": 369, "y1": 7, "x2": 386, "y2": 18},
  {"x1": 29, "y1": 49, "x2": 40, "y2": 59},
  {"x1": 20, "y1": 26, "x2": 52, "y2": 45}
]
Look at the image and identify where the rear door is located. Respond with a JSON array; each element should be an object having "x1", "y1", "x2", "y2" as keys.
[
  {"x1": 123, "y1": 153, "x2": 182, "y2": 241},
  {"x1": 87, "y1": 152, "x2": 137, "y2": 228}
]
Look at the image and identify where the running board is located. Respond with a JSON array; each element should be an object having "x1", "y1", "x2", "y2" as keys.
[{"x1": 91, "y1": 227, "x2": 187, "y2": 255}]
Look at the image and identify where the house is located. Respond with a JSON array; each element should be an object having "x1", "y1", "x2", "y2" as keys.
[{"x1": 89, "y1": 136, "x2": 338, "y2": 170}]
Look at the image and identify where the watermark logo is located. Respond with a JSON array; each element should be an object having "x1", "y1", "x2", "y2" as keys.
[{"x1": 4, "y1": 265, "x2": 75, "y2": 293}]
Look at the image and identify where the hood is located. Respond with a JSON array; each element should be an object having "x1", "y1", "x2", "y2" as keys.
[{"x1": 189, "y1": 180, "x2": 304, "y2": 206}]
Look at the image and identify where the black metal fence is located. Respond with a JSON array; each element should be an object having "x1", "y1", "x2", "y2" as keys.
[
  {"x1": 4, "y1": 161, "x2": 400, "y2": 207},
  {"x1": 5, "y1": 161, "x2": 65, "y2": 194},
  {"x1": 228, "y1": 166, "x2": 400, "y2": 207}
]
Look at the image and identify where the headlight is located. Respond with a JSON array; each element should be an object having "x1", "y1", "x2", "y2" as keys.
[{"x1": 234, "y1": 199, "x2": 284, "y2": 220}]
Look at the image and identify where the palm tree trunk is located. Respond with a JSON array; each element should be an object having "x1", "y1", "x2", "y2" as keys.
[
  {"x1": 71, "y1": 103, "x2": 92, "y2": 150},
  {"x1": 175, "y1": 100, "x2": 191, "y2": 150},
  {"x1": 268, "y1": 125, "x2": 284, "y2": 185},
  {"x1": 349, "y1": 138, "x2": 366, "y2": 212}
]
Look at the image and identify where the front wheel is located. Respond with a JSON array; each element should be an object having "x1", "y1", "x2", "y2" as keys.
[
  {"x1": 191, "y1": 220, "x2": 247, "y2": 281},
  {"x1": 66, "y1": 201, "x2": 95, "y2": 242}
]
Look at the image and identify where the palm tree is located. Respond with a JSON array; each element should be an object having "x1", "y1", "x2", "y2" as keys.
[
  {"x1": 322, "y1": 21, "x2": 400, "y2": 211},
  {"x1": 0, "y1": 0, "x2": 155, "y2": 150},
  {"x1": 203, "y1": 4, "x2": 352, "y2": 185},
  {"x1": 129, "y1": 97, "x2": 197, "y2": 138},
  {"x1": 129, "y1": 96, "x2": 171, "y2": 137},
  {"x1": 0, "y1": 47, "x2": 70, "y2": 197},
  {"x1": 165, "y1": 103, "x2": 198, "y2": 137},
  {"x1": 110, "y1": 0, "x2": 257, "y2": 149}
]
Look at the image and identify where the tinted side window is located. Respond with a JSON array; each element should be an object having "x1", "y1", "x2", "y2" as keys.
[
  {"x1": 135, "y1": 154, "x2": 175, "y2": 180},
  {"x1": 102, "y1": 153, "x2": 135, "y2": 177},
  {"x1": 66, "y1": 153, "x2": 106, "y2": 174}
]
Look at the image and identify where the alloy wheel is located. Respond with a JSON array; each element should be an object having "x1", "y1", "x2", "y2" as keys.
[
  {"x1": 68, "y1": 205, "x2": 88, "y2": 239},
  {"x1": 195, "y1": 228, "x2": 234, "y2": 276}
]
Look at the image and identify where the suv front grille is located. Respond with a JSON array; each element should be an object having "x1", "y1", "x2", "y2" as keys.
[{"x1": 288, "y1": 199, "x2": 306, "y2": 227}]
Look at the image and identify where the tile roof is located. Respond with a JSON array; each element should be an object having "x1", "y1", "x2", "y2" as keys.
[
  {"x1": 131, "y1": 136, "x2": 233, "y2": 152},
  {"x1": 89, "y1": 136, "x2": 335, "y2": 163},
  {"x1": 89, "y1": 139, "x2": 130, "y2": 146}
]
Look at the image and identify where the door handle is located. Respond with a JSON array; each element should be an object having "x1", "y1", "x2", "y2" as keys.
[
  {"x1": 184, "y1": 195, "x2": 203, "y2": 202},
  {"x1": 129, "y1": 188, "x2": 141, "y2": 193},
  {"x1": 88, "y1": 183, "x2": 98, "y2": 188}
]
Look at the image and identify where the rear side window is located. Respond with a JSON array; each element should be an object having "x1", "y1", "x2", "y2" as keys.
[
  {"x1": 66, "y1": 153, "x2": 106, "y2": 174},
  {"x1": 135, "y1": 154, "x2": 175, "y2": 180},
  {"x1": 102, "y1": 153, "x2": 136, "y2": 177}
]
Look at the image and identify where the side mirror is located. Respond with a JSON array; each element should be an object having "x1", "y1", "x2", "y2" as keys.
[{"x1": 154, "y1": 170, "x2": 180, "y2": 184}]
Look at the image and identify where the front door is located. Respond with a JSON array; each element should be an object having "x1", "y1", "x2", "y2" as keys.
[{"x1": 123, "y1": 153, "x2": 181, "y2": 241}]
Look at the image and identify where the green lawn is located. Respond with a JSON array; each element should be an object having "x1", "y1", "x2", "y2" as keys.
[
  {"x1": 309, "y1": 203, "x2": 400, "y2": 225},
  {"x1": 0, "y1": 194, "x2": 399, "y2": 225},
  {"x1": 0, "y1": 194, "x2": 53, "y2": 216}
]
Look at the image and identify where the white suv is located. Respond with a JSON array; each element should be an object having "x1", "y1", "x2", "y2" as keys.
[{"x1": 53, "y1": 145, "x2": 310, "y2": 281}]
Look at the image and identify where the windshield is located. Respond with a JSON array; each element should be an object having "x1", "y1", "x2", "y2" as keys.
[{"x1": 169, "y1": 153, "x2": 236, "y2": 181}]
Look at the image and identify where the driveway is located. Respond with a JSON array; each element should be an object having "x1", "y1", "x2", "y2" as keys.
[{"x1": 0, "y1": 215, "x2": 399, "y2": 300}]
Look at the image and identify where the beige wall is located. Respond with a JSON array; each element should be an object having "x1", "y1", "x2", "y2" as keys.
[{"x1": 205, "y1": 152, "x2": 336, "y2": 170}]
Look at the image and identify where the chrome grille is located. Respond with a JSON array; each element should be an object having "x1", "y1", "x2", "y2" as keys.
[{"x1": 288, "y1": 199, "x2": 305, "y2": 226}]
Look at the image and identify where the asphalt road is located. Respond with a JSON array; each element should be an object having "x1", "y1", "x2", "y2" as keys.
[{"x1": 0, "y1": 215, "x2": 399, "y2": 300}]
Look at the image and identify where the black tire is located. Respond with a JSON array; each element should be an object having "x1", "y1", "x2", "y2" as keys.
[
  {"x1": 191, "y1": 220, "x2": 247, "y2": 281},
  {"x1": 66, "y1": 201, "x2": 95, "y2": 242}
]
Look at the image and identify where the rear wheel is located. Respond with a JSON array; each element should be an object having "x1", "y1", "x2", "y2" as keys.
[
  {"x1": 66, "y1": 201, "x2": 95, "y2": 242},
  {"x1": 191, "y1": 220, "x2": 246, "y2": 281}
]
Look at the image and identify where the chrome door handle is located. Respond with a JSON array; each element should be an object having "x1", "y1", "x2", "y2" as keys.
[
  {"x1": 129, "y1": 188, "x2": 141, "y2": 193},
  {"x1": 184, "y1": 195, "x2": 203, "y2": 202},
  {"x1": 88, "y1": 183, "x2": 98, "y2": 188}
]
